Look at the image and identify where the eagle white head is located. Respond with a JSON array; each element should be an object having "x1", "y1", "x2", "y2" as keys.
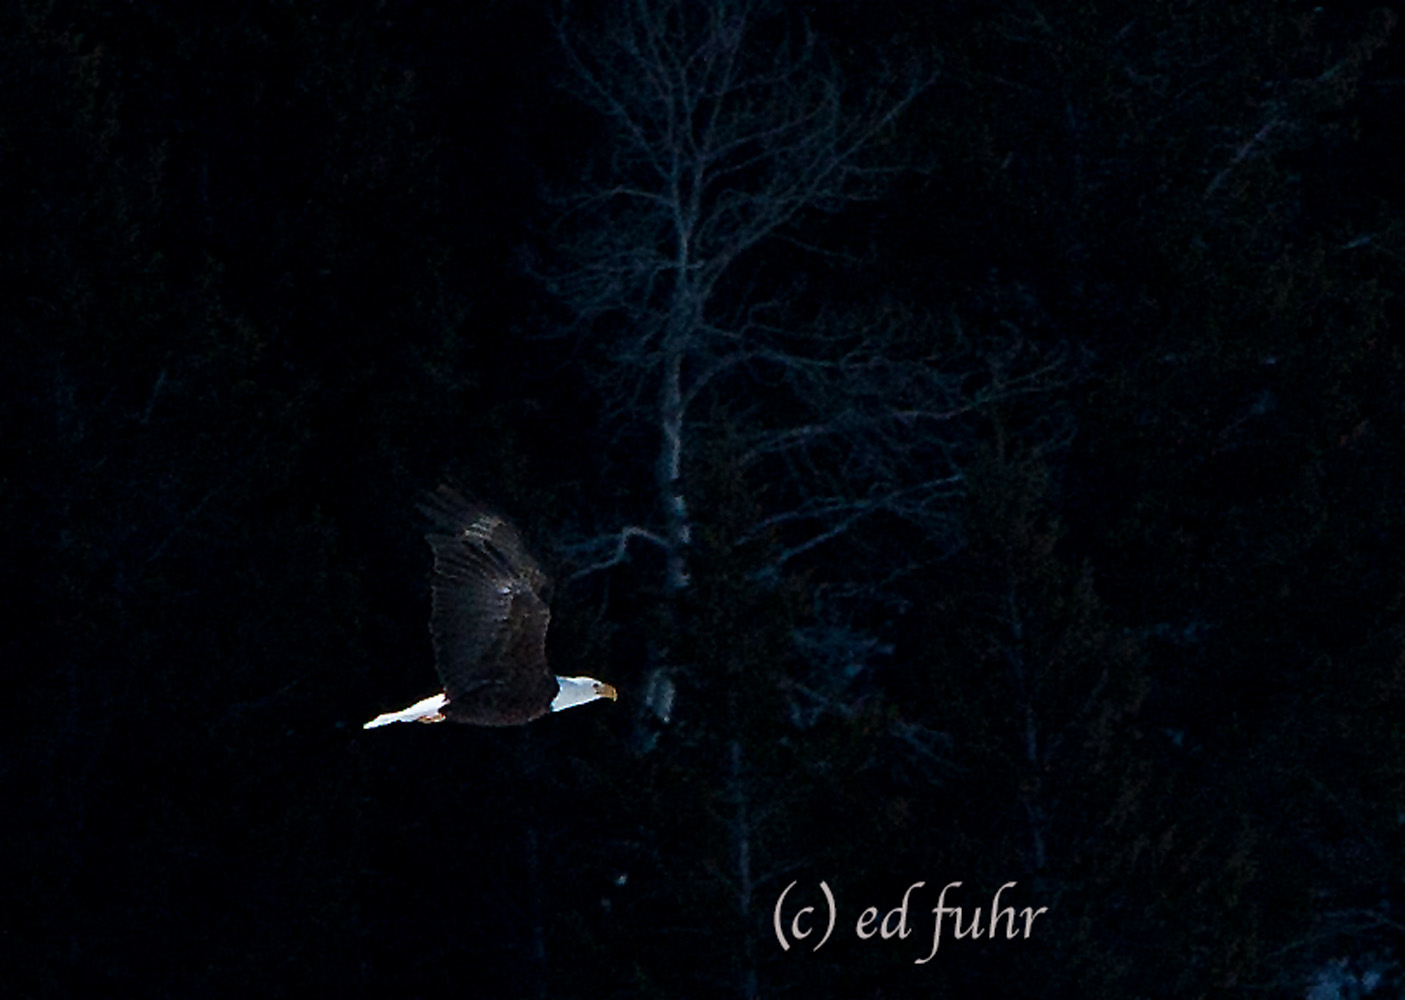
[{"x1": 551, "y1": 675, "x2": 619, "y2": 712}]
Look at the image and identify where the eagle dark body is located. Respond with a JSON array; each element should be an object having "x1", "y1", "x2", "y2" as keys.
[{"x1": 420, "y1": 488, "x2": 559, "y2": 726}]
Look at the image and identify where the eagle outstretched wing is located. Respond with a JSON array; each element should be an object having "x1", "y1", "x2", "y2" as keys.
[{"x1": 418, "y1": 487, "x2": 558, "y2": 723}]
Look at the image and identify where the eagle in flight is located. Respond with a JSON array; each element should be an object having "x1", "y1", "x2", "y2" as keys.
[{"x1": 364, "y1": 487, "x2": 617, "y2": 728}]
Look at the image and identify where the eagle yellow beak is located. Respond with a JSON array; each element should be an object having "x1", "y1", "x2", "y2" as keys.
[{"x1": 595, "y1": 682, "x2": 619, "y2": 702}]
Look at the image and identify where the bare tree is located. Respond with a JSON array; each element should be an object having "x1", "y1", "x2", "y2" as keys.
[
  {"x1": 542, "y1": 4, "x2": 1069, "y2": 997},
  {"x1": 549, "y1": 0, "x2": 943, "y2": 590}
]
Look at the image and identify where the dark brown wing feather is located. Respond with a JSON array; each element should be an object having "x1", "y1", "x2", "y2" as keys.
[{"x1": 419, "y1": 487, "x2": 558, "y2": 725}]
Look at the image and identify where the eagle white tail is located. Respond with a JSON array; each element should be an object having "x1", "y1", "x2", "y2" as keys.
[{"x1": 363, "y1": 692, "x2": 449, "y2": 728}]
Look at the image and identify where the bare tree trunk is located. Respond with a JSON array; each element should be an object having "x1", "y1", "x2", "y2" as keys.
[
  {"x1": 730, "y1": 739, "x2": 758, "y2": 1000},
  {"x1": 520, "y1": 731, "x2": 549, "y2": 1000},
  {"x1": 659, "y1": 331, "x2": 691, "y2": 595},
  {"x1": 1006, "y1": 586, "x2": 1048, "y2": 872},
  {"x1": 524, "y1": 824, "x2": 548, "y2": 1000}
]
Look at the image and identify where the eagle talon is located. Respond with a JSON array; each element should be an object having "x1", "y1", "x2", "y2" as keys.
[{"x1": 418, "y1": 712, "x2": 445, "y2": 723}]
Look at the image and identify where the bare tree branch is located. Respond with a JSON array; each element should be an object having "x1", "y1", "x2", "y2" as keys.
[{"x1": 563, "y1": 524, "x2": 672, "y2": 581}]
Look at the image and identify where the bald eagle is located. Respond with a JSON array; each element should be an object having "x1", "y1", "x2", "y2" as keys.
[{"x1": 364, "y1": 487, "x2": 617, "y2": 728}]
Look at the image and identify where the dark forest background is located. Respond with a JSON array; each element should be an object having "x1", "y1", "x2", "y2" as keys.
[{"x1": 3, "y1": 0, "x2": 1403, "y2": 997}]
